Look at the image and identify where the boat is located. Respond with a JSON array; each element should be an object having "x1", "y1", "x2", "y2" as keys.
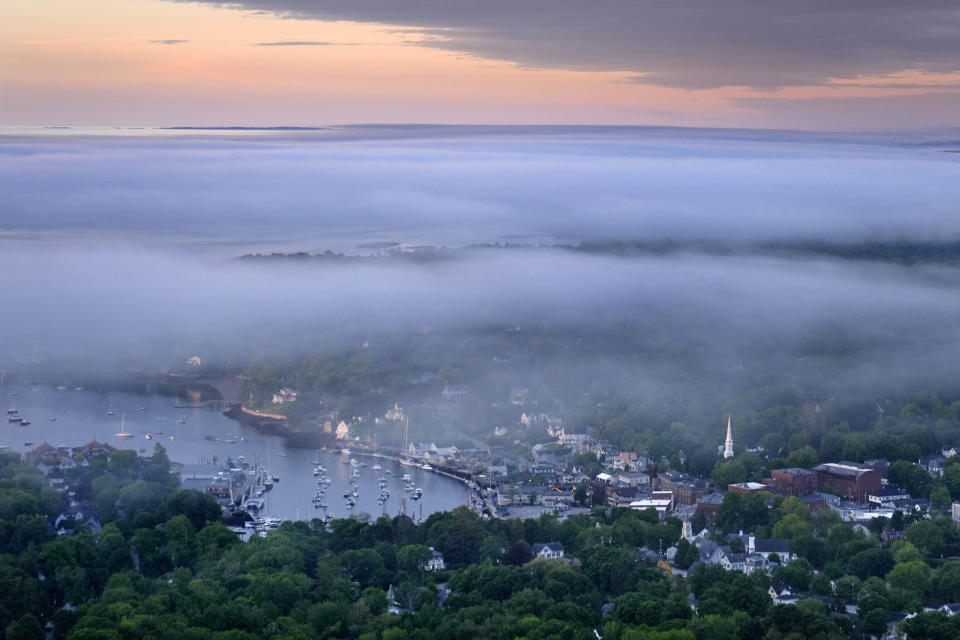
[
  {"x1": 145, "y1": 434, "x2": 152, "y2": 440},
  {"x1": 8, "y1": 417, "x2": 21, "y2": 424},
  {"x1": 24, "y1": 441, "x2": 34, "y2": 447},
  {"x1": 20, "y1": 419, "x2": 31, "y2": 426},
  {"x1": 263, "y1": 477, "x2": 273, "y2": 490},
  {"x1": 272, "y1": 474, "x2": 279, "y2": 482},
  {"x1": 106, "y1": 410, "x2": 116, "y2": 416},
  {"x1": 399, "y1": 458, "x2": 417, "y2": 467},
  {"x1": 49, "y1": 417, "x2": 56, "y2": 422},
  {"x1": 115, "y1": 414, "x2": 134, "y2": 439},
  {"x1": 421, "y1": 464, "x2": 433, "y2": 471},
  {"x1": 6, "y1": 408, "x2": 17, "y2": 416},
  {"x1": 372, "y1": 463, "x2": 382, "y2": 471}
]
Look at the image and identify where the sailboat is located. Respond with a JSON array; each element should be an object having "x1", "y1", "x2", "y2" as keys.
[{"x1": 115, "y1": 414, "x2": 133, "y2": 439}]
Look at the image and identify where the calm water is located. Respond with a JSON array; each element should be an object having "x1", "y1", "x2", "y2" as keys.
[{"x1": 2, "y1": 385, "x2": 468, "y2": 522}]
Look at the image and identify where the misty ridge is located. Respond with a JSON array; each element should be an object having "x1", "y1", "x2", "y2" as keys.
[{"x1": 3, "y1": 125, "x2": 960, "y2": 441}]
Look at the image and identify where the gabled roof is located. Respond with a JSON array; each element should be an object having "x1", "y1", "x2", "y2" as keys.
[
  {"x1": 754, "y1": 538, "x2": 789, "y2": 553},
  {"x1": 531, "y1": 542, "x2": 564, "y2": 554}
]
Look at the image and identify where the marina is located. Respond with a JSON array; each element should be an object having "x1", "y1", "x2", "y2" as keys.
[{"x1": 2, "y1": 384, "x2": 470, "y2": 523}]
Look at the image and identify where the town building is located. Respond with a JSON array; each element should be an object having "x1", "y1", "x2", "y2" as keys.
[
  {"x1": 630, "y1": 491, "x2": 674, "y2": 517},
  {"x1": 658, "y1": 470, "x2": 711, "y2": 505},
  {"x1": 696, "y1": 492, "x2": 725, "y2": 523},
  {"x1": 728, "y1": 482, "x2": 771, "y2": 495},
  {"x1": 814, "y1": 462, "x2": 882, "y2": 502},
  {"x1": 766, "y1": 468, "x2": 818, "y2": 497}
]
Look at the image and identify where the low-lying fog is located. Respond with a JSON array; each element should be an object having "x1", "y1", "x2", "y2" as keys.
[{"x1": 2, "y1": 126, "x2": 960, "y2": 405}]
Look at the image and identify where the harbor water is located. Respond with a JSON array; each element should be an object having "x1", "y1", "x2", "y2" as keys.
[{"x1": 2, "y1": 385, "x2": 470, "y2": 522}]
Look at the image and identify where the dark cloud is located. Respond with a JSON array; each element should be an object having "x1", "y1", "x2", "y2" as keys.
[
  {"x1": 254, "y1": 40, "x2": 356, "y2": 46},
  {"x1": 148, "y1": 39, "x2": 190, "y2": 45},
  {"x1": 173, "y1": 1, "x2": 960, "y2": 89}
]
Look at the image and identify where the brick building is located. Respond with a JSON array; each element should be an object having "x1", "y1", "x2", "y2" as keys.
[
  {"x1": 765, "y1": 468, "x2": 818, "y2": 497},
  {"x1": 658, "y1": 470, "x2": 710, "y2": 505},
  {"x1": 813, "y1": 462, "x2": 882, "y2": 502}
]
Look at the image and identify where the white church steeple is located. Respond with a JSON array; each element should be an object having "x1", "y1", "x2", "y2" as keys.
[{"x1": 723, "y1": 414, "x2": 734, "y2": 459}]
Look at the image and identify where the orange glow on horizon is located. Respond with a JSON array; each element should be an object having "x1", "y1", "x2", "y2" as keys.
[{"x1": 2, "y1": 0, "x2": 959, "y2": 128}]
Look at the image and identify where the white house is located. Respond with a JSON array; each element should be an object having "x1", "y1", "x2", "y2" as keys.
[
  {"x1": 336, "y1": 420, "x2": 350, "y2": 440},
  {"x1": 425, "y1": 548, "x2": 446, "y2": 571},
  {"x1": 531, "y1": 542, "x2": 565, "y2": 559}
]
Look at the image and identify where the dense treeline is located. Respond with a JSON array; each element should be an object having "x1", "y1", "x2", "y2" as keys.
[{"x1": 6, "y1": 446, "x2": 960, "y2": 639}]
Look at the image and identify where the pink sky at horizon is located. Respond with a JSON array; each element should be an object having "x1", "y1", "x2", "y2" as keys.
[{"x1": 3, "y1": 0, "x2": 960, "y2": 130}]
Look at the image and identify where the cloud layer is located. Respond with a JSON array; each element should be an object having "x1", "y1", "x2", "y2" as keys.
[
  {"x1": 3, "y1": 126, "x2": 960, "y2": 251},
  {"x1": 176, "y1": 1, "x2": 960, "y2": 90}
]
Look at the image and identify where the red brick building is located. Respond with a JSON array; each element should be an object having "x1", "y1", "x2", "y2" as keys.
[
  {"x1": 766, "y1": 468, "x2": 818, "y2": 497},
  {"x1": 814, "y1": 463, "x2": 882, "y2": 503},
  {"x1": 658, "y1": 470, "x2": 711, "y2": 505}
]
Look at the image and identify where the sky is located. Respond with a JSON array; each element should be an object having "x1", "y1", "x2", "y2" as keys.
[{"x1": 3, "y1": 0, "x2": 960, "y2": 128}]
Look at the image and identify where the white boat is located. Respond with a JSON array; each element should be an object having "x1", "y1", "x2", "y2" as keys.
[
  {"x1": 115, "y1": 414, "x2": 134, "y2": 439},
  {"x1": 372, "y1": 464, "x2": 382, "y2": 471},
  {"x1": 421, "y1": 464, "x2": 433, "y2": 471}
]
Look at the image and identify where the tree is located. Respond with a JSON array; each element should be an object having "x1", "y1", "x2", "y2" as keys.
[
  {"x1": 785, "y1": 445, "x2": 819, "y2": 469},
  {"x1": 710, "y1": 460, "x2": 747, "y2": 487},
  {"x1": 673, "y1": 538, "x2": 698, "y2": 570},
  {"x1": 886, "y1": 560, "x2": 930, "y2": 612},
  {"x1": 573, "y1": 484, "x2": 588, "y2": 506},
  {"x1": 503, "y1": 541, "x2": 533, "y2": 566},
  {"x1": 396, "y1": 544, "x2": 432, "y2": 581},
  {"x1": 906, "y1": 519, "x2": 946, "y2": 558},
  {"x1": 888, "y1": 460, "x2": 933, "y2": 498},
  {"x1": 933, "y1": 561, "x2": 960, "y2": 602},
  {"x1": 343, "y1": 547, "x2": 388, "y2": 587},
  {"x1": 930, "y1": 485, "x2": 952, "y2": 513},
  {"x1": 5, "y1": 614, "x2": 44, "y2": 640},
  {"x1": 772, "y1": 513, "x2": 814, "y2": 542}
]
